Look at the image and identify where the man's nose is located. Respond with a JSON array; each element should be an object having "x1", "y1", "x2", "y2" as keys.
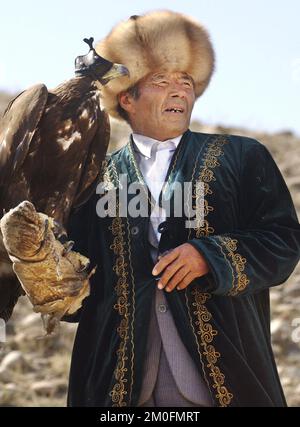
[{"x1": 169, "y1": 83, "x2": 186, "y2": 98}]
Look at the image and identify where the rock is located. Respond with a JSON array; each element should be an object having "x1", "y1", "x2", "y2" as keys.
[
  {"x1": 0, "y1": 350, "x2": 31, "y2": 373},
  {"x1": 4, "y1": 383, "x2": 18, "y2": 391},
  {"x1": 271, "y1": 318, "x2": 283, "y2": 334},
  {"x1": 281, "y1": 376, "x2": 292, "y2": 386},
  {"x1": 0, "y1": 351, "x2": 24, "y2": 371},
  {"x1": 275, "y1": 303, "x2": 293, "y2": 312},
  {"x1": 0, "y1": 369, "x2": 11, "y2": 383},
  {"x1": 20, "y1": 313, "x2": 42, "y2": 328},
  {"x1": 270, "y1": 291, "x2": 281, "y2": 302},
  {"x1": 30, "y1": 379, "x2": 67, "y2": 396},
  {"x1": 282, "y1": 281, "x2": 300, "y2": 297}
]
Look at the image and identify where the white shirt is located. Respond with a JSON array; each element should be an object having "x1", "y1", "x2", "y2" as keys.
[{"x1": 132, "y1": 133, "x2": 182, "y2": 244}]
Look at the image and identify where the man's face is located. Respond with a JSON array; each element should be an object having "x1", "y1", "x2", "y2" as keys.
[{"x1": 119, "y1": 71, "x2": 196, "y2": 141}]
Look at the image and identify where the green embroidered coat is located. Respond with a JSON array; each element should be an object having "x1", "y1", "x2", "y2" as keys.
[{"x1": 65, "y1": 130, "x2": 300, "y2": 407}]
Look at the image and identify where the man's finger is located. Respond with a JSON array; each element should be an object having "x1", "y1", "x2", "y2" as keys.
[
  {"x1": 152, "y1": 247, "x2": 179, "y2": 276},
  {"x1": 157, "y1": 260, "x2": 183, "y2": 290},
  {"x1": 177, "y1": 272, "x2": 196, "y2": 290},
  {"x1": 165, "y1": 266, "x2": 190, "y2": 292},
  {"x1": 157, "y1": 249, "x2": 172, "y2": 261}
]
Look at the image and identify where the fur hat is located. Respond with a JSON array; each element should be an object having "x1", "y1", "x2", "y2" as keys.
[{"x1": 96, "y1": 10, "x2": 215, "y2": 120}]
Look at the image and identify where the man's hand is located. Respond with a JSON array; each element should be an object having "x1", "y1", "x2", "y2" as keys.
[{"x1": 152, "y1": 243, "x2": 209, "y2": 292}]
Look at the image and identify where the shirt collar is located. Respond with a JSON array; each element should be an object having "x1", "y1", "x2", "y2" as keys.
[{"x1": 132, "y1": 133, "x2": 182, "y2": 159}]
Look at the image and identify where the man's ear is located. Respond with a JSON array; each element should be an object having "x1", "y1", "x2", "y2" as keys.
[{"x1": 118, "y1": 92, "x2": 135, "y2": 113}]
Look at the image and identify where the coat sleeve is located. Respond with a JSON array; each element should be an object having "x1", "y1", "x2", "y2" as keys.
[
  {"x1": 67, "y1": 199, "x2": 94, "y2": 257},
  {"x1": 61, "y1": 197, "x2": 95, "y2": 323},
  {"x1": 188, "y1": 139, "x2": 300, "y2": 296}
]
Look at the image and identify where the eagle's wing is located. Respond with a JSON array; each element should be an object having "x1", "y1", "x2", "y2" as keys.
[
  {"x1": 0, "y1": 84, "x2": 48, "y2": 186},
  {"x1": 73, "y1": 109, "x2": 110, "y2": 209},
  {"x1": 0, "y1": 84, "x2": 48, "y2": 321},
  {"x1": 0, "y1": 273, "x2": 24, "y2": 322}
]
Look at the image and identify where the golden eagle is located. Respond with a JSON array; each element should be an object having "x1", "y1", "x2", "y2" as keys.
[{"x1": 0, "y1": 37, "x2": 129, "y2": 321}]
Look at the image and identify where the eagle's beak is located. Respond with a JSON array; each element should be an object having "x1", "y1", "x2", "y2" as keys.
[{"x1": 100, "y1": 63, "x2": 129, "y2": 85}]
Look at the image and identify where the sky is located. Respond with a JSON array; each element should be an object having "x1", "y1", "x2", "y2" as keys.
[{"x1": 0, "y1": 0, "x2": 299, "y2": 135}]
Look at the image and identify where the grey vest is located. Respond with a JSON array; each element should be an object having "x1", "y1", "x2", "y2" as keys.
[{"x1": 137, "y1": 223, "x2": 213, "y2": 406}]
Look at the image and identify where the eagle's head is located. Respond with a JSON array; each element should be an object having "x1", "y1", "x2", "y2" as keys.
[{"x1": 75, "y1": 37, "x2": 129, "y2": 85}]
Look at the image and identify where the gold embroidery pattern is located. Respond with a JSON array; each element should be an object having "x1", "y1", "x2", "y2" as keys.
[
  {"x1": 125, "y1": 218, "x2": 136, "y2": 404},
  {"x1": 108, "y1": 159, "x2": 133, "y2": 407},
  {"x1": 188, "y1": 289, "x2": 234, "y2": 407},
  {"x1": 215, "y1": 236, "x2": 250, "y2": 296},
  {"x1": 193, "y1": 136, "x2": 227, "y2": 238},
  {"x1": 187, "y1": 137, "x2": 208, "y2": 240},
  {"x1": 109, "y1": 209, "x2": 130, "y2": 407},
  {"x1": 185, "y1": 135, "x2": 234, "y2": 406}
]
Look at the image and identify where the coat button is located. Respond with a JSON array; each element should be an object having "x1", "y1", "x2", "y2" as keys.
[
  {"x1": 158, "y1": 304, "x2": 168, "y2": 313},
  {"x1": 131, "y1": 226, "x2": 139, "y2": 235},
  {"x1": 158, "y1": 221, "x2": 168, "y2": 233}
]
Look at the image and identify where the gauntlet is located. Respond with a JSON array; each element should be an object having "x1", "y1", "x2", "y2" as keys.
[{"x1": 0, "y1": 201, "x2": 93, "y2": 334}]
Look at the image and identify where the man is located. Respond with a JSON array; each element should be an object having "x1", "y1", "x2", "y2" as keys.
[{"x1": 64, "y1": 11, "x2": 300, "y2": 407}]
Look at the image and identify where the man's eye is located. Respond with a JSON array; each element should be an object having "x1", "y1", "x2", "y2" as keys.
[
  {"x1": 152, "y1": 79, "x2": 168, "y2": 85},
  {"x1": 183, "y1": 81, "x2": 192, "y2": 87}
]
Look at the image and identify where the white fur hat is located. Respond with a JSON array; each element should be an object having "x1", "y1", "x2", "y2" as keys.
[{"x1": 96, "y1": 10, "x2": 215, "y2": 120}]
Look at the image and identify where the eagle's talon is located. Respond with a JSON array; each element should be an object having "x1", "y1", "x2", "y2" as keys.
[{"x1": 62, "y1": 240, "x2": 74, "y2": 256}]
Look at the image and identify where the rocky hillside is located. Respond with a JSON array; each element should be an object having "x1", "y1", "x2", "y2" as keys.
[{"x1": 0, "y1": 90, "x2": 299, "y2": 406}]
